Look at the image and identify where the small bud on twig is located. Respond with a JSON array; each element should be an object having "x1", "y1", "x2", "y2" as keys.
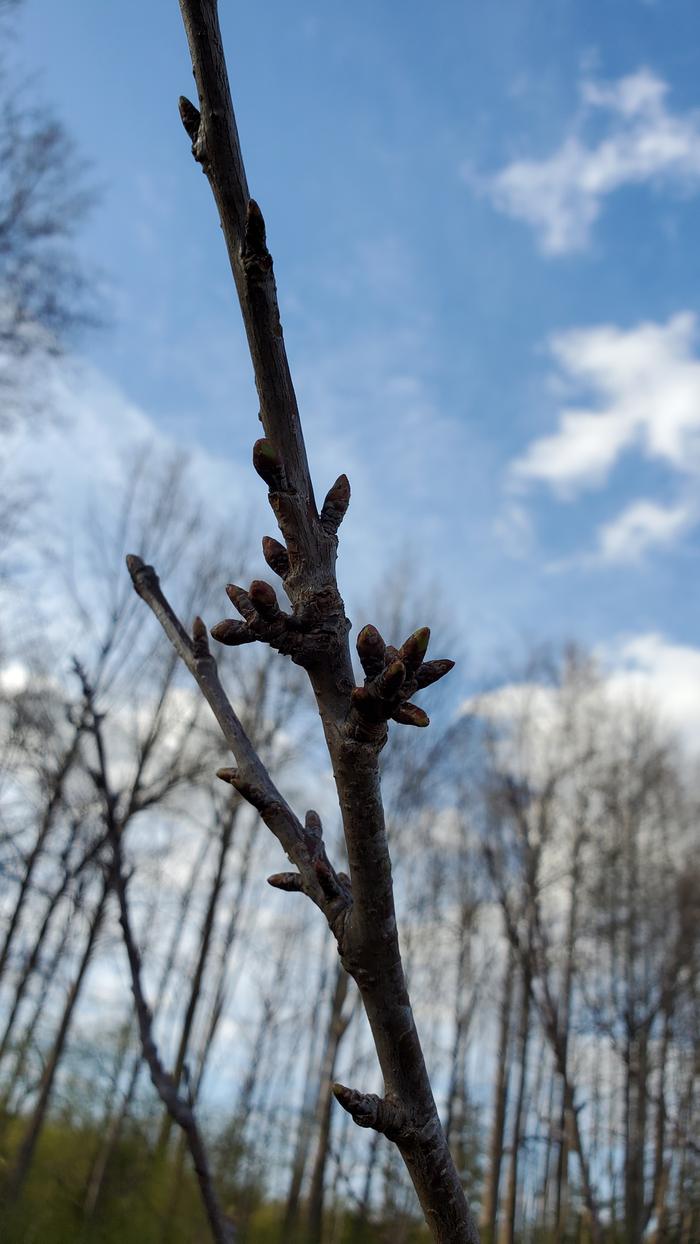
[
  {"x1": 320, "y1": 474, "x2": 350, "y2": 535},
  {"x1": 252, "y1": 438, "x2": 285, "y2": 489},
  {"x1": 249, "y1": 579, "x2": 280, "y2": 620},
  {"x1": 305, "y1": 809, "x2": 323, "y2": 837},
  {"x1": 377, "y1": 659, "x2": 405, "y2": 699},
  {"x1": 357, "y1": 624, "x2": 386, "y2": 680},
  {"x1": 332, "y1": 1084, "x2": 410, "y2": 1140},
  {"x1": 399, "y1": 627, "x2": 430, "y2": 675},
  {"x1": 267, "y1": 872, "x2": 304, "y2": 893},
  {"x1": 178, "y1": 95, "x2": 201, "y2": 143},
  {"x1": 216, "y1": 767, "x2": 241, "y2": 789},
  {"x1": 262, "y1": 536, "x2": 290, "y2": 578},
  {"x1": 192, "y1": 616, "x2": 210, "y2": 660},
  {"x1": 245, "y1": 198, "x2": 268, "y2": 258},
  {"x1": 210, "y1": 619, "x2": 256, "y2": 647},
  {"x1": 415, "y1": 658, "x2": 455, "y2": 689},
  {"x1": 225, "y1": 584, "x2": 258, "y2": 624},
  {"x1": 392, "y1": 703, "x2": 430, "y2": 728}
]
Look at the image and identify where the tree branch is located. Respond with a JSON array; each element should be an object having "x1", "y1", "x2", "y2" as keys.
[{"x1": 124, "y1": 5, "x2": 480, "y2": 1239}]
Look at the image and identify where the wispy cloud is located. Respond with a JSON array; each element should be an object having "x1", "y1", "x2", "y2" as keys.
[
  {"x1": 513, "y1": 312, "x2": 700, "y2": 490},
  {"x1": 482, "y1": 69, "x2": 700, "y2": 254},
  {"x1": 465, "y1": 633, "x2": 700, "y2": 751},
  {"x1": 508, "y1": 312, "x2": 700, "y2": 563},
  {"x1": 596, "y1": 498, "x2": 694, "y2": 564}
]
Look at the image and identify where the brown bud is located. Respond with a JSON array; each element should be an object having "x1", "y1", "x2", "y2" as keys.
[
  {"x1": 357, "y1": 624, "x2": 386, "y2": 679},
  {"x1": 305, "y1": 809, "x2": 323, "y2": 836},
  {"x1": 192, "y1": 616, "x2": 210, "y2": 659},
  {"x1": 216, "y1": 767, "x2": 242, "y2": 788},
  {"x1": 314, "y1": 858, "x2": 342, "y2": 901},
  {"x1": 210, "y1": 619, "x2": 256, "y2": 647},
  {"x1": 249, "y1": 579, "x2": 280, "y2": 619},
  {"x1": 262, "y1": 536, "x2": 289, "y2": 578},
  {"x1": 225, "y1": 584, "x2": 258, "y2": 624},
  {"x1": 245, "y1": 198, "x2": 268, "y2": 258},
  {"x1": 178, "y1": 96, "x2": 200, "y2": 143},
  {"x1": 399, "y1": 627, "x2": 430, "y2": 674},
  {"x1": 377, "y1": 659, "x2": 405, "y2": 699},
  {"x1": 252, "y1": 438, "x2": 284, "y2": 488},
  {"x1": 267, "y1": 872, "x2": 304, "y2": 893},
  {"x1": 320, "y1": 474, "x2": 350, "y2": 535},
  {"x1": 392, "y1": 702, "x2": 430, "y2": 728},
  {"x1": 415, "y1": 658, "x2": 455, "y2": 689}
]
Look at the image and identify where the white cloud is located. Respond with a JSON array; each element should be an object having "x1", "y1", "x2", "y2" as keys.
[
  {"x1": 596, "y1": 498, "x2": 694, "y2": 563},
  {"x1": 514, "y1": 313, "x2": 700, "y2": 491},
  {"x1": 484, "y1": 68, "x2": 700, "y2": 253},
  {"x1": 604, "y1": 633, "x2": 700, "y2": 744},
  {"x1": 509, "y1": 312, "x2": 700, "y2": 558},
  {"x1": 466, "y1": 633, "x2": 700, "y2": 753}
]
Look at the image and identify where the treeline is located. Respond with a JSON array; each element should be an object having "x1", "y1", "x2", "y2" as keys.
[{"x1": 0, "y1": 461, "x2": 698, "y2": 1242}]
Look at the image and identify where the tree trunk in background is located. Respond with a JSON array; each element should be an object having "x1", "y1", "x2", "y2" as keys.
[
  {"x1": 499, "y1": 966, "x2": 530, "y2": 1244},
  {"x1": 306, "y1": 963, "x2": 352, "y2": 1244},
  {"x1": 280, "y1": 945, "x2": 330, "y2": 1241},
  {"x1": 480, "y1": 945, "x2": 515, "y2": 1242}
]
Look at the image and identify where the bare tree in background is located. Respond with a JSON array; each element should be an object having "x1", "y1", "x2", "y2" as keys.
[
  {"x1": 125, "y1": 3, "x2": 479, "y2": 1239},
  {"x1": 0, "y1": 0, "x2": 95, "y2": 428}
]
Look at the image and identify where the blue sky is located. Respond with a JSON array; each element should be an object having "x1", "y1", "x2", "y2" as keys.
[{"x1": 10, "y1": 0, "x2": 700, "y2": 722}]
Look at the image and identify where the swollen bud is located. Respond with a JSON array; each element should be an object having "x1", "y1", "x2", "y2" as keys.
[
  {"x1": 216, "y1": 767, "x2": 242, "y2": 788},
  {"x1": 392, "y1": 703, "x2": 430, "y2": 728},
  {"x1": 249, "y1": 579, "x2": 280, "y2": 619},
  {"x1": 252, "y1": 438, "x2": 284, "y2": 488},
  {"x1": 225, "y1": 584, "x2": 258, "y2": 623},
  {"x1": 178, "y1": 96, "x2": 201, "y2": 143},
  {"x1": 415, "y1": 659, "x2": 455, "y2": 689},
  {"x1": 262, "y1": 536, "x2": 290, "y2": 578},
  {"x1": 305, "y1": 809, "x2": 323, "y2": 836},
  {"x1": 377, "y1": 659, "x2": 405, "y2": 700},
  {"x1": 210, "y1": 619, "x2": 256, "y2": 647},
  {"x1": 320, "y1": 474, "x2": 350, "y2": 535},
  {"x1": 245, "y1": 198, "x2": 268, "y2": 258},
  {"x1": 357, "y1": 624, "x2": 386, "y2": 680},
  {"x1": 192, "y1": 616, "x2": 210, "y2": 658},
  {"x1": 399, "y1": 627, "x2": 430, "y2": 674},
  {"x1": 267, "y1": 872, "x2": 304, "y2": 893}
]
